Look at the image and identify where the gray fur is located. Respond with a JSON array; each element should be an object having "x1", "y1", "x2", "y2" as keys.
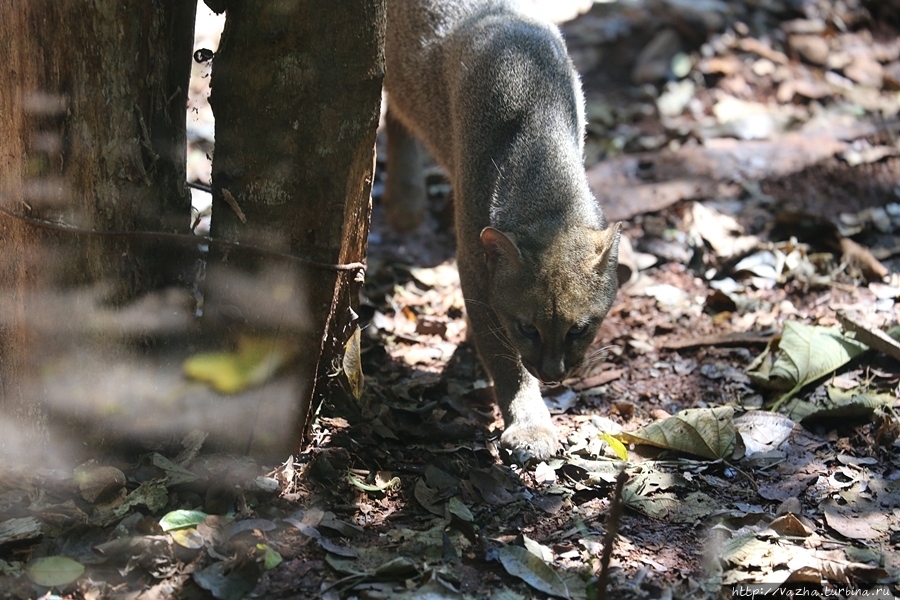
[{"x1": 384, "y1": 0, "x2": 620, "y2": 460}]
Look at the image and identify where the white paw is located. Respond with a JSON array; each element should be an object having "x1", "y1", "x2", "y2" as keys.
[{"x1": 500, "y1": 421, "x2": 558, "y2": 462}]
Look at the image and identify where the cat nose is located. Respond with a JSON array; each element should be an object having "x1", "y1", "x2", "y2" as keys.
[{"x1": 537, "y1": 362, "x2": 566, "y2": 385}]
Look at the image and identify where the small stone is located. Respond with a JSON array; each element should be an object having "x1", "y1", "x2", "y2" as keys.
[
  {"x1": 752, "y1": 58, "x2": 776, "y2": 77},
  {"x1": 789, "y1": 34, "x2": 830, "y2": 66},
  {"x1": 75, "y1": 465, "x2": 126, "y2": 504},
  {"x1": 792, "y1": 78, "x2": 832, "y2": 99},
  {"x1": 883, "y1": 61, "x2": 900, "y2": 90},
  {"x1": 776, "y1": 81, "x2": 795, "y2": 104},
  {"x1": 782, "y1": 18, "x2": 826, "y2": 34},
  {"x1": 826, "y1": 51, "x2": 853, "y2": 71},
  {"x1": 772, "y1": 65, "x2": 793, "y2": 83},
  {"x1": 700, "y1": 55, "x2": 742, "y2": 76},
  {"x1": 633, "y1": 28, "x2": 683, "y2": 84},
  {"x1": 871, "y1": 40, "x2": 900, "y2": 63},
  {"x1": 844, "y1": 56, "x2": 884, "y2": 88},
  {"x1": 824, "y1": 70, "x2": 854, "y2": 90}
]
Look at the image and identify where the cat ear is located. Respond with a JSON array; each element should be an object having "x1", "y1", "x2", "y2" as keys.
[
  {"x1": 592, "y1": 222, "x2": 621, "y2": 273},
  {"x1": 481, "y1": 227, "x2": 522, "y2": 270}
]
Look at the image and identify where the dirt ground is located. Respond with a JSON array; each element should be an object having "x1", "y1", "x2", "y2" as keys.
[{"x1": 2, "y1": 1, "x2": 900, "y2": 599}]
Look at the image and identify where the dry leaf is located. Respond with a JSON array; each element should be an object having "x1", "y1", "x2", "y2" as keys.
[
  {"x1": 746, "y1": 321, "x2": 867, "y2": 410},
  {"x1": 498, "y1": 545, "x2": 571, "y2": 599},
  {"x1": 733, "y1": 411, "x2": 794, "y2": 456},
  {"x1": 619, "y1": 406, "x2": 736, "y2": 460},
  {"x1": 343, "y1": 326, "x2": 364, "y2": 400}
]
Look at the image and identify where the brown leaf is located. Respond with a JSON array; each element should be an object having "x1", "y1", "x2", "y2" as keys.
[
  {"x1": 74, "y1": 465, "x2": 126, "y2": 504},
  {"x1": 840, "y1": 237, "x2": 889, "y2": 281},
  {"x1": 823, "y1": 500, "x2": 887, "y2": 540}
]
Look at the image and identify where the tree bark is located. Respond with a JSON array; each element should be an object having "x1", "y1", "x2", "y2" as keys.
[
  {"x1": 207, "y1": 0, "x2": 383, "y2": 456},
  {"x1": 0, "y1": 0, "x2": 195, "y2": 460}
]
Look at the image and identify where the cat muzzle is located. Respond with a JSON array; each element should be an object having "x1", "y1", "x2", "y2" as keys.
[{"x1": 532, "y1": 364, "x2": 568, "y2": 386}]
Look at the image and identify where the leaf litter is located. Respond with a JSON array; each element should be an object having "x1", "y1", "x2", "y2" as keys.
[{"x1": 4, "y1": 1, "x2": 900, "y2": 598}]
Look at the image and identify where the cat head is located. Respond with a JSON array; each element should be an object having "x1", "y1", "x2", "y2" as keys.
[{"x1": 481, "y1": 223, "x2": 621, "y2": 385}]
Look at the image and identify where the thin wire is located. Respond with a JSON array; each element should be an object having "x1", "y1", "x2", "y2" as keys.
[{"x1": 0, "y1": 204, "x2": 366, "y2": 273}]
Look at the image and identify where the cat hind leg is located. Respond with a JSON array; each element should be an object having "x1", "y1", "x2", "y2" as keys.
[{"x1": 383, "y1": 106, "x2": 427, "y2": 232}]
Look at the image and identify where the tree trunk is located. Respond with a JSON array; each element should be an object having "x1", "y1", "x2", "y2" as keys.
[
  {"x1": 0, "y1": 0, "x2": 195, "y2": 461},
  {"x1": 207, "y1": 0, "x2": 383, "y2": 457}
]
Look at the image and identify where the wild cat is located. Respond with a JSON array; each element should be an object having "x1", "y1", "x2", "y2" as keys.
[{"x1": 383, "y1": 0, "x2": 620, "y2": 459}]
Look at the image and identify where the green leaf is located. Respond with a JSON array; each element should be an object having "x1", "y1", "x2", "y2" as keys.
[
  {"x1": 25, "y1": 556, "x2": 85, "y2": 587},
  {"x1": 599, "y1": 432, "x2": 628, "y2": 460},
  {"x1": 160, "y1": 509, "x2": 209, "y2": 532},
  {"x1": 447, "y1": 496, "x2": 473, "y2": 522},
  {"x1": 347, "y1": 471, "x2": 400, "y2": 493},
  {"x1": 258, "y1": 543, "x2": 283, "y2": 570},
  {"x1": 183, "y1": 336, "x2": 295, "y2": 394},
  {"x1": 497, "y1": 545, "x2": 570, "y2": 599},
  {"x1": 785, "y1": 388, "x2": 895, "y2": 422},
  {"x1": 170, "y1": 527, "x2": 205, "y2": 549},
  {"x1": 748, "y1": 322, "x2": 867, "y2": 411}
]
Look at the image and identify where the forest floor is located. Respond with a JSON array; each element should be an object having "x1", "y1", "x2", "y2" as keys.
[{"x1": 2, "y1": 1, "x2": 900, "y2": 599}]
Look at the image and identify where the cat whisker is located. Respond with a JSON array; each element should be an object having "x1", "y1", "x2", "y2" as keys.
[
  {"x1": 489, "y1": 352, "x2": 520, "y2": 365},
  {"x1": 463, "y1": 297, "x2": 490, "y2": 307},
  {"x1": 458, "y1": 299, "x2": 518, "y2": 354},
  {"x1": 585, "y1": 344, "x2": 617, "y2": 362},
  {"x1": 485, "y1": 326, "x2": 518, "y2": 355}
]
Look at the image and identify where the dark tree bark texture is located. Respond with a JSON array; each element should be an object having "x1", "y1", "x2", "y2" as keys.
[
  {"x1": 0, "y1": 1, "x2": 195, "y2": 460},
  {"x1": 208, "y1": 0, "x2": 384, "y2": 457}
]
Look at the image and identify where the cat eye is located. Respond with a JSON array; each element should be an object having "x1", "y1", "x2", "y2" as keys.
[
  {"x1": 518, "y1": 321, "x2": 539, "y2": 339},
  {"x1": 567, "y1": 322, "x2": 589, "y2": 338}
]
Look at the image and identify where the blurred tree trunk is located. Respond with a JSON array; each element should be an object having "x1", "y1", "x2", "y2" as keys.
[
  {"x1": 0, "y1": 1, "x2": 195, "y2": 459},
  {"x1": 207, "y1": 0, "x2": 383, "y2": 457}
]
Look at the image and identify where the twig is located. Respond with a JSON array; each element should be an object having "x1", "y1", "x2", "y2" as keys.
[
  {"x1": 221, "y1": 188, "x2": 247, "y2": 223},
  {"x1": 0, "y1": 204, "x2": 366, "y2": 273},
  {"x1": 596, "y1": 468, "x2": 628, "y2": 600},
  {"x1": 661, "y1": 331, "x2": 774, "y2": 350},
  {"x1": 186, "y1": 181, "x2": 213, "y2": 194}
]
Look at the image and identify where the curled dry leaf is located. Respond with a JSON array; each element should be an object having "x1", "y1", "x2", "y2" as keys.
[
  {"x1": 74, "y1": 465, "x2": 126, "y2": 504},
  {"x1": 770, "y1": 513, "x2": 814, "y2": 537},
  {"x1": 785, "y1": 388, "x2": 895, "y2": 423},
  {"x1": 733, "y1": 411, "x2": 794, "y2": 456},
  {"x1": 746, "y1": 321, "x2": 868, "y2": 411},
  {"x1": 342, "y1": 326, "x2": 364, "y2": 400}
]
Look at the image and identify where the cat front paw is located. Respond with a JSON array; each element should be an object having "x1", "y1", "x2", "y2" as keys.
[{"x1": 500, "y1": 421, "x2": 558, "y2": 462}]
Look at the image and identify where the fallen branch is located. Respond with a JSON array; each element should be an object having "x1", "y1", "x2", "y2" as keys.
[{"x1": 662, "y1": 331, "x2": 775, "y2": 350}]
